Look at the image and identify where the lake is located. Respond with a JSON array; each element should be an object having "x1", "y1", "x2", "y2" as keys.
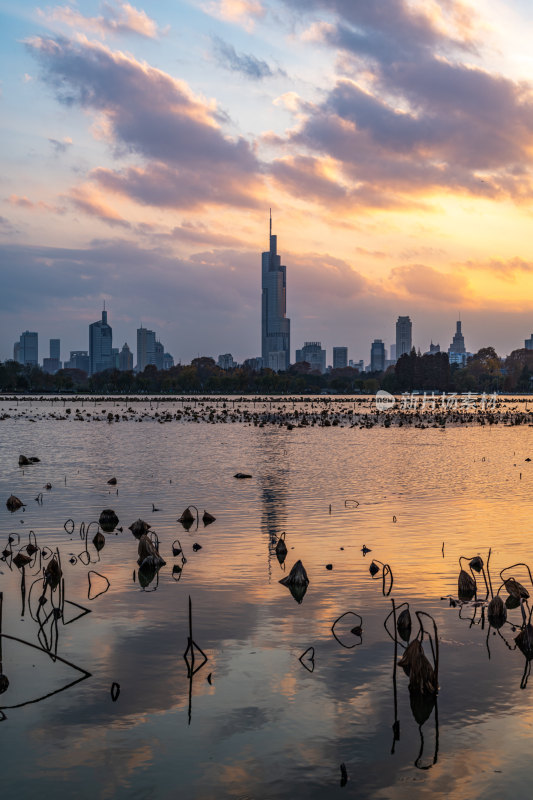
[{"x1": 1, "y1": 396, "x2": 533, "y2": 799}]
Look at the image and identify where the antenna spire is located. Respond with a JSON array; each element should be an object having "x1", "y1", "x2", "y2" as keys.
[{"x1": 269, "y1": 208, "x2": 272, "y2": 238}]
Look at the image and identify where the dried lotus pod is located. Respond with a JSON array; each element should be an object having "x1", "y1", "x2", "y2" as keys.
[
  {"x1": 6, "y1": 495, "x2": 23, "y2": 512},
  {"x1": 504, "y1": 577, "x2": 529, "y2": 600},
  {"x1": 458, "y1": 569, "x2": 476, "y2": 600},
  {"x1": 129, "y1": 519, "x2": 151, "y2": 539},
  {"x1": 397, "y1": 608, "x2": 412, "y2": 642},
  {"x1": 487, "y1": 595, "x2": 507, "y2": 628}
]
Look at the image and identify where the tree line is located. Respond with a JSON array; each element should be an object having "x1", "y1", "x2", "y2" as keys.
[{"x1": 1, "y1": 347, "x2": 533, "y2": 393}]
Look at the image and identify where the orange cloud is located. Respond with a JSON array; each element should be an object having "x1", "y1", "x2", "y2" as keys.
[
  {"x1": 69, "y1": 185, "x2": 130, "y2": 227},
  {"x1": 38, "y1": 1, "x2": 162, "y2": 39}
]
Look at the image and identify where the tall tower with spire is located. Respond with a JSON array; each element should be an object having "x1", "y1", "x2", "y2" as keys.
[
  {"x1": 261, "y1": 211, "x2": 290, "y2": 371},
  {"x1": 448, "y1": 319, "x2": 466, "y2": 355},
  {"x1": 89, "y1": 304, "x2": 113, "y2": 375}
]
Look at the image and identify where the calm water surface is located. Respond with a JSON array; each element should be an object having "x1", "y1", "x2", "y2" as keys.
[{"x1": 1, "y1": 398, "x2": 533, "y2": 799}]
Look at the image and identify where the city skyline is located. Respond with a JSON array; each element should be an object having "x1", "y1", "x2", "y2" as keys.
[{"x1": 4, "y1": 2, "x2": 533, "y2": 361}]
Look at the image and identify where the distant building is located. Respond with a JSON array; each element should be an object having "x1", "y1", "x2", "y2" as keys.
[
  {"x1": 163, "y1": 352, "x2": 174, "y2": 370},
  {"x1": 17, "y1": 331, "x2": 39, "y2": 366},
  {"x1": 89, "y1": 307, "x2": 113, "y2": 375},
  {"x1": 370, "y1": 339, "x2": 385, "y2": 372},
  {"x1": 111, "y1": 348, "x2": 120, "y2": 370},
  {"x1": 448, "y1": 320, "x2": 466, "y2": 356},
  {"x1": 396, "y1": 316, "x2": 412, "y2": 359},
  {"x1": 218, "y1": 353, "x2": 236, "y2": 370},
  {"x1": 154, "y1": 341, "x2": 164, "y2": 371},
  {"x1": 42, "y1": 358, "x2": 61, "y2": 374},
  {"x1": 525, "y1": 334, "x2": 533, "y2": 350},
  {"x1": 118, "y1": 343, "x2": 133, "y2": 371},
  {"x1": 137, "y1": 326, "x2": 156, "y2": 371},
  {"x1": 390, "y1": 344, "x2": 396, "y2": 361},
  {"x1": 243, "y1": 357, "x2": 263, "y2": 371},
  {"x1": 268, "y1": 351, "x2": 289, "y2": 372},
  {"x1": 427, "y1": 341, "x2": 441, "y2": 354},
  {"x1": 65, "y1": 351, "x2": 90, "y2": 373},
  {"x1": 333, "y1": 347, "x2": 348, "y2": 369},
  {"x1": 449, "y1": 352, "x2": 471, "y2": 367},
  {"x1": 50, "y1": 339, "x2": 60, "y2": 362},
  {"x1": 261, "y1": 212, "x2": 290, "y2": 372},
  {"x1": 295, "y1": 341, "x2": 326, "y2": 373},
  {"x1": 13, "y1": 341, "x2": 21, "y2": 363},
  {"x1": 43, "y1": 338, "x2": 62, "y2": 373}
]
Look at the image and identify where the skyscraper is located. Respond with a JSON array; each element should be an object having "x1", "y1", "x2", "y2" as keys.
[
  {"x1": 295, "y1": 342, "x2": 326, "y2": 373},
  {"x1": 154, "y1": 340, "x2": 164, "y2": 371},
  {"x1": 448, "y1": 320, "x2": 466, "y2": 355},
  {"x1": 89, "y1": 307, "x2": 113, "y2": 375},
  {"x1": 119, "y1": 343, "x2": 133, "y2": 371},
  {"x1": 333, "y1": 347, "x2": 348, "y2": 369},
  {"x1": 43, "y1": 338, "x2": 61, "y2": 373},
  {"x1": 18, "y1": 331, "x2": 38, "y2": 366},
  {"x1": 370, "y1": 339, "x2": 385, "y2": 372},
  {"x1": 66, "y1": 351, "x2": 90, "y2": 373},
  {"x1": 261, "y1": 212, "x2": 290, "y2": 371},
  {"x1": 137, "y1": 326, "x2": 156, "y2": 371},
  {"x1": 163, "y1": 352, "x2": 174, "y2": 370},
  {"x1": 396, "y1": 316, "x2": 412, "y2": 358}
]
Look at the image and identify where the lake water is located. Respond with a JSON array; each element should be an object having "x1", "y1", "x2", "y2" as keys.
[{"x1": 2, "y1": 396, "x2": 533, "y2": 799}]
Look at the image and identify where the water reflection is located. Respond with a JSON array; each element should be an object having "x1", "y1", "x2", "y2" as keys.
[{"x1": 3, "y1": 401, "x2": 533, "y2": 797}]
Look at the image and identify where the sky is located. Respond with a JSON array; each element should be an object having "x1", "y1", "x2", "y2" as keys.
[{"x1": 3, "y1": 0, "x2": 533, "y2": 365}]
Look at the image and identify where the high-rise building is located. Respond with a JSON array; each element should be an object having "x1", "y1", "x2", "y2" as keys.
[
  {"x1": 396, "y1": 316, "x2": 412, "y2": 359},
  {"x1": 17, "y1": 331, "x2": 39, "y2": 366},
  {"x1": 390, "y1": 344, "x2": 396, "y2": 361},
  {"x1": 119, "y1": 343, "x2": 133, "y2": 371},
  {"x1": 154, "y1": 340, "x2": 164, "y2": 371},
  {"x1": 43, "y1": 339, "x2": 61, "y2": 373},
  {"x1": 163, "y1": 353, "x2": 174, "y2": 370},
  {"x1": 295, "y1": 342, "x2": 326, "y2": 373},
  {"x1": 370, "y1": 339, "x2": 385, "y2": 372},
  {"x1": 42, "y1": 358, "x2": 60, "y2": 374},
  {"x1": 218, "y1": 353, "x2": 236, "y2": 370},
  {"x1": 137, "y1": 326, "x2": 156, "y2": 371},
  {"x1": 333, "y1": 347, "x2": 348, "y2": 369},
  {"x1": 13, "y1": 341, "x2": 21, "y2": 363},
  {"x1": 448, "y1": 320, "x2": 466, "y2": 355},
  {"x1": 89, "y1": 307, "x2": 113, "y2": 375},
  {"x1": 261, "y1": 212, "x2": 290, "y2": 372},
  {"x1": 427, "y1": 341, "x2": 441, "y2": 354},
  {"x1": 243, "y1": 357, "x2": 263, "y2": 371},
  {"x1": 65, "y1": 351, "x2": 90, "y2": 373},
  {"x1": 448, "y1": 320, "x2": 470, "y2": 366},
  {"x1": 525, "y1": 335, "x2": 533, "y2": 351}
]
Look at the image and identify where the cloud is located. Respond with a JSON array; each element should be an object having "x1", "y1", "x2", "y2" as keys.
[
  {"x1": 6, "y1": 194, "x2": 66, "y2": 214},
  {"x1": 68, "y1": 185, "x2": 131, "y2": 227},
  {"x1": 271, "y1": 0, "x2": 533, "y2": 208},
  {"x1": 26, "y1": 34, "x2": 263, "y2": 209},
  {"x1": 390, "y1": 263, "x2": 471, "y2": 304},
  {"x1": 90, "y1": 161, "x2": 261, "y2": 210},
  {"x1": 270, "y1": 156, "x2": 348, "y2": 203},
  {"x1": 38, "y1": 1, "x2": 162, "y2": 39},
  {"x1": 203, "y1": 0, "x2": 265, "y2": 31},
  {"x1": 212, "y1": 36, "x2": 283, "y2": 80},
  {"x1": 48, "y1": 136, "x2": 72, "y2": 154},
  {"x1": 165, "y1": 221, "x2": 250, "y2": 248},
  {"x1": 462, "y1": 256, "x2": 533, "y2": 282}
]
